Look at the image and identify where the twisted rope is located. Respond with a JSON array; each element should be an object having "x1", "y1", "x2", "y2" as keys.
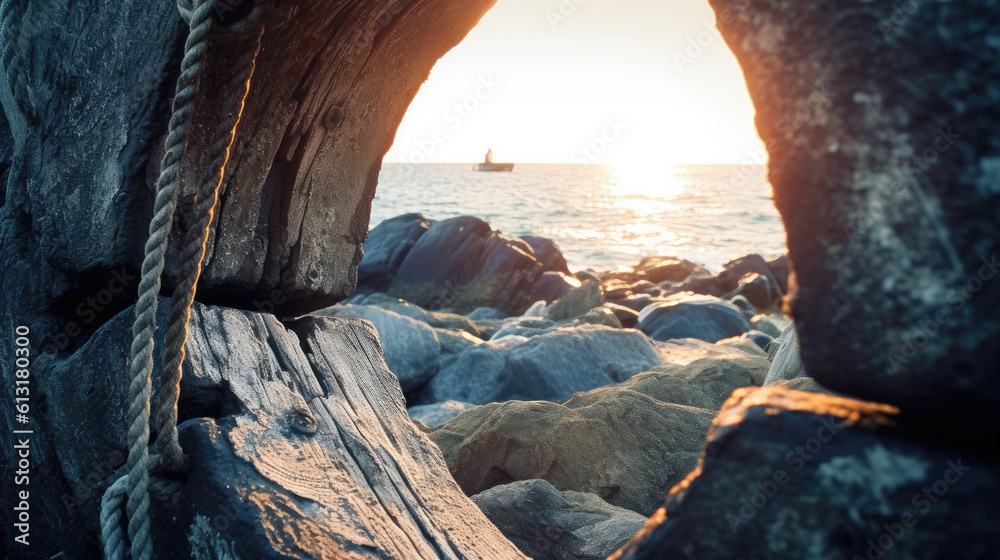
[
  {"x1": 154, "y1": 22, "x2": 264, "y2": 474},
  {"x1": 100, "y1": 1, "x2": 218, "y2": 558}
]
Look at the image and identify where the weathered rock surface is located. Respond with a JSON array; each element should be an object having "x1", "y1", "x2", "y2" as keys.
[
  {"x1": 472, "y1": 479, "x2": 646, "y2": 560},
  {"x1": 419, "y1": 325, "x2": 664, "y2": 405},
  {"x1": 318, "y1": 304, "x2": 441, "y2": 393},
  {"x1": 613, "y1": 388, "x2": 1000, "y2": 560},
  {"x1": 637, "y1": 294, "x2": 751, "y2": 343},
  {"x1": 356, "y1": 214, "x2": 575, "y2": 315},
  {"x1": 408, "y1": 400, "x2": 479, "y2": 428},
  {"x1": 573, "y1": 337, "x2": 769, "y2": 411},
  {"x1": 429, "y1": 390, "x2": 714, "y2": 516},
  {"x1": 11, "y1": 300, "x2": 523, "y2": 559},
  {"x1": 708, "y1": 0, "x2": 1000, "y2": 418},
  {"x1": 544, "y1": 280, "x2": 604, "y2": 322},
  {"x1": 357, "y1": 213, "x2": 433, "y2": 293},
  {"x1": 519, "y1": 236, "x2": 571, "y2": 276}
]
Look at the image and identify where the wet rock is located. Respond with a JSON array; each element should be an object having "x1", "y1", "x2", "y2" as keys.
[
  {"x1": 358, "y1": 213, "x2": 432, "y2": 293},
  {"x1": 545, "y1": 280, "x2": 604, "y2": 321},
  {"x1": 428, "y1": 389, "x2": 714, "y2": 516},
  {"x1": 603, "y1": 279, "x2": 656, "y2": 301},
  {"x1": 764, "y1": 323, "x2": 808, "y2": 386},
  {"x1": 707, "y1": 0, "x2": 1000, "y2": 419},
  {"x1": 613, "y1": 293, "x2": 668, "y2": 313},
  {"x1": 637, "y1": 294, "x2": 751, "y2": 343},
  {"x1": 385, "y1": 216, "x2": 548, "y2": 315},
  {"x1": 317, "y1": 305, "x2": 440, "y2": 393},
  {"x1": 408, "y1": 401, "x2": 479, "y2": 428},
  {"x1": 520, "y1": 236, "x2": 571, "y2": 275},
  {"x1": 614, "y1": 388, "x2": 1000, "y2": 560},
  {"x1": 419, "y1": 325, "x2": 663, "y2": 405},
  {"x1": 472, "y1": 480, "x2": 646, "y2": 560}
]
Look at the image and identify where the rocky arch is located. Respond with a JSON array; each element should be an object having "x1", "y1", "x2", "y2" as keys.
[{"x1": 1, "y1": 0, "x2": 998, "y2": 558}]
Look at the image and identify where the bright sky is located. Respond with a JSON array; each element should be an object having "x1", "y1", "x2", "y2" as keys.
[{"x1": 383, "y1": 0, "x2": 765, "y2": 167}]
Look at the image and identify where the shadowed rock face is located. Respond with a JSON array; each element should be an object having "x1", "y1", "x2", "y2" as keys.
[
  {"x1": 1, "y1": 0, "x2": 498, "y2": 318},
  {"x1": 707, "y1": 0, "x2": 1000, "y2": 418}
]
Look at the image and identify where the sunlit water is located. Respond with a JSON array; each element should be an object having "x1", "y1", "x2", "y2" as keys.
[{"x1": 371, "y1": 163, "x2": 786, "y2": 273}]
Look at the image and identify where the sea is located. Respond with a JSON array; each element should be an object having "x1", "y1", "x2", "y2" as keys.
[{"x1": 371, "y1": 163, "x2": 786, "y2": 273}]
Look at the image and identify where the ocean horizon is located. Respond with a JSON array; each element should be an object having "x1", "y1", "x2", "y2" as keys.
[{"x1": 373, "y1": 163, "x2": 786, "y2": 273}]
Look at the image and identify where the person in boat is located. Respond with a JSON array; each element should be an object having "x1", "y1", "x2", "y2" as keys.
[{"x1": 484, "y1": 148, "x2": 493, "y2": 164}]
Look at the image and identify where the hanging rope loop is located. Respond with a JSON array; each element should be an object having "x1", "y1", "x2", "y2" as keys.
[{"x1": 99, "y1": 0, "x2": 264, "y2": 557}]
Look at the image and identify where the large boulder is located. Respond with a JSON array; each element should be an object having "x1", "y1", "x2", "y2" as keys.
[
  {"x1": 384, "y1": 216, "x2": 557, "y2": 315},
  {"x1": 419, "y1": 325, "x2": 664, "y2": 405},
  {"x1": 569, "y1": 337, "x2": 769, "y2": 411},
  {"x1": 637, "y1": 294, "x2": 751, "y2": 343},
  {"x1": 613, "y1": 388, "x2": 1000, "y2": 560},
  {"x1": 428, "y1": 389, "x2": 715, "y2": 516},
  {"x1": 472, "y1": 480, "x2": 646, "y2": 560},
  {"x1": 519, "y1": 236, "x2": 572, "y2": 275},
  {"x1": 358, "y1": 214, "x2": 433, "y2": 293},
  {"x1": 706, "y1": 0, "x2": 1000, "y2": 420},
  {"x1": 317, "y1": 305, "x2": 440, "y2": 393}
]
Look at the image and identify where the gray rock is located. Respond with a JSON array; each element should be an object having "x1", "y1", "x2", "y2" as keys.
[
  {"x1": 749, "y1": 313, "x2": 790, "y2": 338},
  {"x1": 420, "y1": 325, "x2": 664, "y2": 405},
  {"x1": 764, "y1": 323, "x2": 808, "y2": 386},
  {"x1": 576, "y1": 338, "x2": 770, "y2": 411},
  {"x1": 471, "y1": 480, "x2": 646, "y2": 560},
  {"x1": 637, "y1": 294, "x2": 751, "y2": 343},
  {"x1": 437, "y1": 328, "x2": 485, "y2": 359},
  {"x1": 522, "y1": 300, "x2": 548, "y2": 317},
  {"x1": 490, "y1": 318, "x2": 559, "y2": 341},
  {"x1": 428, "y1": 389, "x2": 713, "y2": 516},
  {"x1": 360, "y1": 293, "x2": 482, "y2": 337},
  {"x1": 408, "y1": 400, "x2": 479, "y2": 427},
  {"x1": 318, "y1": 305, "x2": 440, "y2": 393},
  {"x1": 519, "y1": 236, "x2": 571, "y2": 275},
  {"x1": 615, "y1": 388, "x2": 1000, "y2": 560},
  {"x1": 545, "y1": 280, "x2": 604, "y2": 321},
  {"x1": 742, "y1": 330, "x2": 773, "y2": 350},
  {"x1": 728, "y1": 295, "x2": 757, "y2": 321},
  {"x1": 467, "y1": 307, "x2": 508, "y2": 321},
  {"x1": 708, "y1": 0, "x2": 1000, "y2": 420}
]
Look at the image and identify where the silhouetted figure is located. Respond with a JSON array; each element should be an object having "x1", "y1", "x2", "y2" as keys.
[{"x1": 484, "y1": 148, "x2": 493, "y2": 164}]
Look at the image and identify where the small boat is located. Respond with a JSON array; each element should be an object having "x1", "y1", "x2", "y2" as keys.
[{"x1": 475, "y1": 162, "x2": 514, "y2": 172}]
